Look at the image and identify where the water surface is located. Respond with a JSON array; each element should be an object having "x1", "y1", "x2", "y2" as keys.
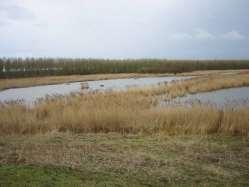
[{"x1": 169, "y1": 87, "x2": 249, "y2": 108}]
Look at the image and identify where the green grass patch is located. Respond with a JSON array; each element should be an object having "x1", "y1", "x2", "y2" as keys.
[{"x1": 0, "y1": 165, "x2": 86, "y2": 187}]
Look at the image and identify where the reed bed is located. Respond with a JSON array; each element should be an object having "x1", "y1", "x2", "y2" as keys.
[
  {"x1": 140, "y1": 71, "x2": 249, "y2": 98},
  {"x1": 0, "y1": 90, "x2": 248, "y2": 136}
]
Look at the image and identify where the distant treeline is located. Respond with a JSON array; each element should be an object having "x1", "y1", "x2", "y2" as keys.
[{"x1": 1, "y1": 58, "x2": 249, "y2": 78}]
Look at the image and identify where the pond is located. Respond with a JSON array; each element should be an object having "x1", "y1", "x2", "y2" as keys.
[{"x1": 0, "y1": 76, "x2": 190, "y2": 104}]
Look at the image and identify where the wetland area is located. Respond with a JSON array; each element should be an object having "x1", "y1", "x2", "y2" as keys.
[{"x1": 1, "y1": 63, "x2": 249, "y2": 187}]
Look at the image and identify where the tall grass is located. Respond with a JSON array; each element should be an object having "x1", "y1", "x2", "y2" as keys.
[
  {"x1": 1, "y1": 58, "x2": 249, "y2": 78},
  {"x1": 0, "y1": 91, "x2": 248, "y2": 136}
]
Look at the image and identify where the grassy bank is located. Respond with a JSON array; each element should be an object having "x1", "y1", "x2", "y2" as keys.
[
  {"x1": 1, "y1": 133, "x2": 249, "y2": 186},
  {"x1": 1, "y1": 58, "x2": 249, "y2": 78}
]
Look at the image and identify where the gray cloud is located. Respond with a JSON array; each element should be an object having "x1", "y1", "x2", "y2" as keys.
[
  {"x1": 169, "y1": 33, "x2": 193, "y2": 40},
  {"x1": 194, "y1": 29, "x2": 216, "y2": 40},
  {"x1": 221, "y1": 31, "x2": 246, "y2": 40},
  {"x1": 0, "y1": 0, "x2": 249, "y2": 59},
  {"x1": 0, "y1": 1, "x2": 34, "y2": 24},
  {"x1": 169, "y1": 29, "x2": 247, "y2": 41}
]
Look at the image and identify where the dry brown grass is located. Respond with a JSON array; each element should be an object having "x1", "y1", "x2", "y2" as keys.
[
  {"x1": 140, "y1": 70, "x2": 249, "y2": 99},
  {"x1": 179, "y1": 69, "x2": 249, "y2": 76},
  {"x1": 0, "y1": 90, "x2": 248, "y2": 136},
  {"x1": 0, "y1": 92, "x2": 149, "y2": 135}
]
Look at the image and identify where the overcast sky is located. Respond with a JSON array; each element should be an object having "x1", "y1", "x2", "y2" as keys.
[{"x1": 0, "y1": 0, "x2": 249, "y2": 59}]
